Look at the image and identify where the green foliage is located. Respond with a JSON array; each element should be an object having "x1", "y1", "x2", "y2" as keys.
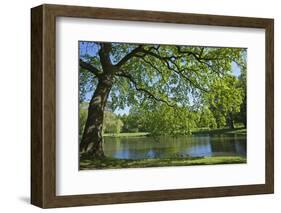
[
  {"x1": 79, "y1": 42, "x2": 247, "y2": 136},
  {"x1": 139, "y1": 104, "x2": 197, "y2": 136},
  {"x1": 79, "y1": 68, "x2": 97, "y2": 103},
  {"x1": 80, "y1": 42, "x2": 246, "y2": 110},
  {"x1": 235, "y1": 62, "x2": 247, "y2": 127},
  {"x1": 120, "y1": 113, "x2": 141, "y2": 133},
  {"x1": 79, "y1": 104, "x2": 124, "y2": 135},
  {"x1": 197, "y1": 108, "x2": 217, "y2": 129},
  {"x1": 103, "y1": 111, "x2": 124, "y2": 135},
  {"x1": 204, "y1": 75, "x2": 243, "y2": 128}
]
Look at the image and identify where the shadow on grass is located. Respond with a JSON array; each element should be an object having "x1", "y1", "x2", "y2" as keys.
[{"x1": 80, "y1": 155, "x2": 246, "y2": 170}]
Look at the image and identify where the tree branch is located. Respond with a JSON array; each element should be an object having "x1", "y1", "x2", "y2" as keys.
[
  {"x1": 176, "y1": 46, "x2": 224, "y2": 61},
  {"x1": 79, "y1": 59, "x2": 102, "y2": 77},
  {"x1": 116, "y1": 72, "x2": 176, "y2": 107},
  {"x1": 116, "y1": 45, "x2": 143, "y2": 68},
  {"x1": 134, "y1": 55, "x2": 166, "y2": 75},
  {"x1": 116, "y1": 46, "x2": 226, "y2": 96},
  {"x1": 135, "y1": 52, "x2": 209, "y2": 93},
  {"x1": 167, "y1": 60, "x2": 209, "y2": 93},
  {"x1": 98, "y1": 43, "x2": 113, "y2": 68}
]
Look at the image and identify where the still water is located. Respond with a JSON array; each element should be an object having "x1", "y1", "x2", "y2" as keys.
[{"x1": 104, "y1": 134, "x2": 246, "y2": 160}]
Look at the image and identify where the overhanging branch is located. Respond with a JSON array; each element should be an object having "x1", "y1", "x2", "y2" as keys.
[
  {"x1": 116, "y1": 45, "x2": 143, "y2": 68},
  {"x1": 135, "y1": 52, "x2": 209, "y2": 93},
  {"x1": 116, "y1": 72, "x2": 176, "y2": 107},
  {"x1": 79, "y1": 59, "x2": 102, "y2": 77}
]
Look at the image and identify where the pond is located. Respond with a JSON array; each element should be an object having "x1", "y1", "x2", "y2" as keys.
[{"x1": 103, "y1": 134, "x2": 246, "y2": 160}]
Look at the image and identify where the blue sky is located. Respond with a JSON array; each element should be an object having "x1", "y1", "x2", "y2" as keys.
[
  {"x1": 231, "y1": 62, "x2": 241, "y2": 77},
  {"x1": 79, "y1": 41, "x2": 99, "y2": 58}
]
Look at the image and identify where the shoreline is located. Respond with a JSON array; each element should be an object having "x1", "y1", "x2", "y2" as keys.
[{"x1": 103, "y1": 127, "x2": 246, "y2": 138}]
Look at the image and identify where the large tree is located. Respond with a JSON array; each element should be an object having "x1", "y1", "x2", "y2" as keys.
[{"x1": 79, "y1": 42, "x2": 245, "y2": 157}]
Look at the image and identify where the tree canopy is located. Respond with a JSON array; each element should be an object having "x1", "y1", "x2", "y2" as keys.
[{"x1": 80, "y1": 42, "x2": 246, "y2": 111}]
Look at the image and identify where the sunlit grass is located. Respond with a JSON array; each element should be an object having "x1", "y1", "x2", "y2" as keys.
[
  {"x1": 80, "y1": 156, "x2": 246, "y2": 170},
  {"x1": 103, "y1": 132, "x2": 149, "y2": 137},
  {"x1": 101, "y1": 127, "x2": 246, "y2": 139},
  {"x1": 192, "y1": 127, "x2": 246, "y2": 135}
]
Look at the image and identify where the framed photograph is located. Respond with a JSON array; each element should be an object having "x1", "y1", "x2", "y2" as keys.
[{"x1": 31, "y1": 4, "x2": 274, "y2": 208}]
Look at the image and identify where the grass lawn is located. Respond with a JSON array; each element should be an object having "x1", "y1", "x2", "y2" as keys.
[
  {"x1": 80, "y1": 156, "x2": 246, "y2": 170},
  {"x1": 192, "y1": 127, "x2": 246, "y2": 135},
  {"x1": 103, "y1": 132, "x2": 150, "y2": 137},
  {"x1": 102, "y1": 127, "x2": 246, "y2": 139}
]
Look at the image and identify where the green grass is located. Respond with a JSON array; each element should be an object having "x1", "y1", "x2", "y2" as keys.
[
  {"x1": 192, "y1": 127, "x2": 246, "y2": 135},
  {"x1": 80, "y1": 156, "x2": 246, "y2": 170},
  {"x1": 102, "y1": 127, "x2": 246, "y2": 139},
  {"x1": 103, "y1": 132, "x2": 149, "y2": 137}
]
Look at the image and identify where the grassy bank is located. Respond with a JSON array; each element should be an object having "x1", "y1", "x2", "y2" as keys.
[
  {"x1": 192, "y1": 127, "x2": 246, "y2": 135},
  {"x1": 80, "y1": 156, "x2": 246, "y2": 170},
  {"x1": 102, "y1": 127, "x2": 246, "y2": 138},
  {"x1": 103, "y1": 132, "x2": 149, "y2": 137}
]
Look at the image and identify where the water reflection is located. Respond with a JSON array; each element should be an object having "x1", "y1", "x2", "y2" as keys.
[{"x1": 103, "y1": 134, "x2": 246, "y2": 160}]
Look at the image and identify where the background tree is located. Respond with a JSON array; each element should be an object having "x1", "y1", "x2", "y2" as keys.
[
  {"x1": 103, "y1": 111, "x2": 124, "y2": 135},
  {"x1": 141, "y1": 103, "x2": 197, "y2": 136},
  {"x1": 204, "y1": 75, "x2": 243, "y2": 129},
  {"x1": 197, "y1": 107, "x2": 217, "y2": 129},
  {"x1": 79, "y1": 42, "x2": 246, "y2": 157},
  {"x1": 120, "y1": 108, "x2": 145, "y2": 133},
  {"x1": 235, "y1": 63, "x2": 247, "y2": 127}
]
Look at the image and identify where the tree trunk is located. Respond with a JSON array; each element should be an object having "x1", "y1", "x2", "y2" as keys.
[{"x1": 80, "y1": 76, "x2": 112, "y2": 158}]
